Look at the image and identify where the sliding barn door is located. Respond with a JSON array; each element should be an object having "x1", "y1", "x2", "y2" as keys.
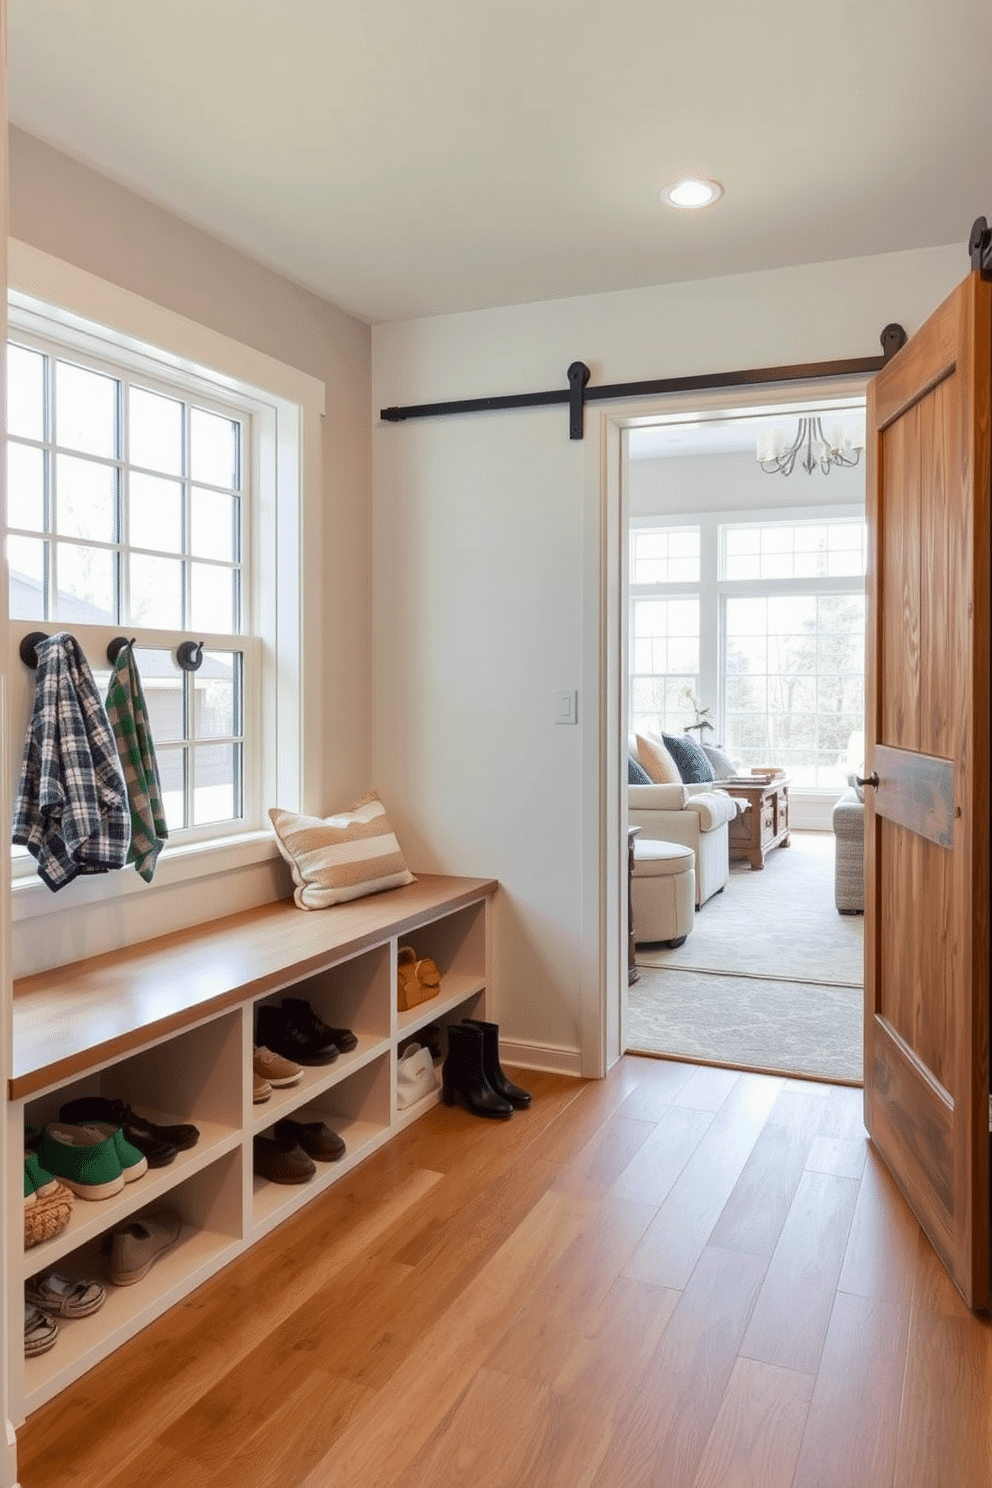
[{"x1": 864, "y1": 268, "x2": 991, "y2": 1309}]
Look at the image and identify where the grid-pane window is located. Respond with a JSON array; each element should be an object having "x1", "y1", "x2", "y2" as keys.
[
  {"x1": 631, "y1": 526, "x2": 700, "y2": 584},
  {"x1": 5, "y1": 335, "x2": 250, "y2": 836},
  {"x1": 629, "y1": 509, "x2": 866, "y2": 790},
  {"x1": 86, "y1": 648, "x2": 246, "y2": 832},
  {"x1": 724, "y1": 592, "x2": 865, "y2": 787},
  {"x1": 722, "y1": 520, "x2": 866, "y2": 581},
  {"x1": 630, "y1": 596, "x2": 700, "y2": 737},
  {"x1": 6, "y1": 341, "x2": 244, "y2": 632}
]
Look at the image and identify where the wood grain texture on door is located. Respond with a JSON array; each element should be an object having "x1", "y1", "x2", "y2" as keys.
[{"x1": 864, "y1": 268, "x2": 991, "y2": 1310}]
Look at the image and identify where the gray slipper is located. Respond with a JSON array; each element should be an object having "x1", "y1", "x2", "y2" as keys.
[{"x1": 109, "y1": 1208, "x2": 183, "y2": 1286}]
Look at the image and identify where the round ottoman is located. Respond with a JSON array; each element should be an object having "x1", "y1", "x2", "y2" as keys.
[{"x1": 631, "y1": 839, "x2": 695, "y2": 948}]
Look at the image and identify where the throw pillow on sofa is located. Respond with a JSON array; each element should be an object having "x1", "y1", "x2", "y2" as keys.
[
  {"x1": 634, "y1": 734, "x2": 682, "y2": 784},
  {"x1": 662, "y1": 732, "x2": 716, "y2": 784},
  {"x1": 269, "y1": 790, "x2": 415, "y2": 909},
  {"x1": 702, "y1": 742, "x2": 737, "y2": 780},
  {"x1": 628, "y1": 754, "x2": 652, "y2": 785}
]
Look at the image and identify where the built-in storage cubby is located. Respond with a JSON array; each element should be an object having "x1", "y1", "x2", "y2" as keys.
[
  {"x1": 25, "y1": 1009, "x2": 243, "y2": 1161},
  {"x1": 393, "y1": 897, "x2": 489, "y2": 1128},
  {"x1": 396, "y1": 897, "x2": 488, "y2": 1039},
  {"x1": 18, "y1": 1010, "x2": 244, "y2": 1290},
  {"x1": 252, "y1": 1051, "x2": 393, "y2": 1237},
  {"x1": 266, "y1": 940, "x2": 392, "y2": 1053},
  {"x1": 8, "y1": 874, "x2": 496, "y2": 1430},
  {"x1": 22, "y1": 1148, "x2": 244, "y2": 1413}
]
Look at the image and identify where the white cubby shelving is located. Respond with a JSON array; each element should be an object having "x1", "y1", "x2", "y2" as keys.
[{"x1": 8, "y1": 874, "x2": 496, "y2": 1426}]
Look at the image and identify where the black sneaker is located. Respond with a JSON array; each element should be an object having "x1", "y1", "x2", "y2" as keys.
[
  {"x1": 255, "y1": 1004, "x2": 339, "y2": 1065},
  {"x1": 281, "y1": 998, "x2": 358, "y2": 1053},
  {"x1": 57, "y1": 1097, "x2": 193, "y2": 1166}
]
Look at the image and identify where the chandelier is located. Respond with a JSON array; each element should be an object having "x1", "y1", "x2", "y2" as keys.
[{"x1": 756, "y1": 417, "x2": 864, "y2": 476}]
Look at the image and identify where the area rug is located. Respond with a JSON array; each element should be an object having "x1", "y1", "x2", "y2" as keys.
[
  {"x1": 627, "y1": 966, "x2": 863, "y2": 1083},
  {"x1": 627, "y1": 830, "x2": 864, "y2": 1083},
  {"x1": 636, "y1": 830, "x2": 863, "y2": 987}
]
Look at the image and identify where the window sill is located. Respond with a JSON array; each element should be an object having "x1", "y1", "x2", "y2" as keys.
[{"x1": 10, "y1": 830, "x2": 281, "y2": 925}]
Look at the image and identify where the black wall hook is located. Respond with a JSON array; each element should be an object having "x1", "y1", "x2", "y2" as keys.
[
  {"x1": 176, "y1": 640, "x2": 205, "y2": 672},
  {"x1": 106, "y1": 636, "x2": 135, "y2": 665},
  {"x1": 19, "y1": 631, "x2": 49, "y2": 668}
]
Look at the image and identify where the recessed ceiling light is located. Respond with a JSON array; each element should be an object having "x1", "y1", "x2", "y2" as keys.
[{"x1": 661, "y1": 178, "x2": 723, "y2": 210}]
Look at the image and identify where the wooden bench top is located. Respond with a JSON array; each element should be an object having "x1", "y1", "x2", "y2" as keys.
[{"x1": 10, "y1": 874, "x2": 497, "y2": 1100}]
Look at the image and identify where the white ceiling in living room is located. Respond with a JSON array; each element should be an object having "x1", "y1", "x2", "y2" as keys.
[
  {"x1": 7, "y1": 0, "x2": 991, "y2": 323},
  {"x1": 627, "y1": 403, "x2": 867, "y2": 460}
]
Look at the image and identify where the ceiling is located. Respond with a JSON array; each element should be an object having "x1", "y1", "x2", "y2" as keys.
[
  {"x1": 628, "y1": 399, "x2": 867, "y2": 460},
  {"x1": 8, "y1": 1, "x2": 990, "y2": 324}
]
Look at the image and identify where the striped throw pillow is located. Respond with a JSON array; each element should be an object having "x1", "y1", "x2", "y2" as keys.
[{"x1": 269, "y1": 791, "x2": 415, "y2": 909}]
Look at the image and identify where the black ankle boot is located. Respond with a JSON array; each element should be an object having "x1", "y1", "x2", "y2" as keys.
[
  {"x1": 461, "y1": 1019, "x2": 532, "y2": 1108},
  {"x1": 441, "y1": 1025, "x2": 513, "y2": 1119}
]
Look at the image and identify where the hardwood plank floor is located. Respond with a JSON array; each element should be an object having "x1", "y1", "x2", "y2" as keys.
[{"x1": 15, "y1": 1056, "x2": 992, "y2": 1488}]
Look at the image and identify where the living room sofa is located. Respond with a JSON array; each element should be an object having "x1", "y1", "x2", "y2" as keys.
[{"x1": 628, "y1": 781, "x2": 739, "y2": 908}]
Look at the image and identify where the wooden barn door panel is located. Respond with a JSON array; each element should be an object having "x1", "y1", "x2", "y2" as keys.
[{"x1": 864, "y1": 268, "x2": 991, "y2": 1310}]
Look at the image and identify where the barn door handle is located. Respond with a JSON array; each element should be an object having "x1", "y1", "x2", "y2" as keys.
[{"x1": 856, "y1": 773, "x2": 879, "y2": 788}]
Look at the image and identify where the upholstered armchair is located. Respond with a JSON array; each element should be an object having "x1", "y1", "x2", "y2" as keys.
[
  {"x1": 628, "y1": 782, "x2": 738, "y2": 908},
  {"x1": 832, "y1": 786, "x2": 865, "y2": 913}
]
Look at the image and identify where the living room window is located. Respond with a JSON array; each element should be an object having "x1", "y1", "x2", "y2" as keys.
[
  {"x1": 721, "y1": 519, "x2": 866, "y2": 581},
  {"x1": 631, "y1": 525, "x2": 700, "y2": 584},
  {"x1": 724, "y1": 591, "x2": 865, "y2": 785},
  {"x1": 630, "y1": 596, "x2": 700, "y2": 736},
  {"x1": 629, "y1": 512, "x2": 866, "y2": 789}
]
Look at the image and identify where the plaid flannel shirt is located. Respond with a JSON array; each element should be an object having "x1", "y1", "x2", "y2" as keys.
[
  {"x1": 105, "y1": 644, "x2": 168, "y2": 882},
  {"x1": 12, "y1": 632, "x2": 130, "y2": 891}
]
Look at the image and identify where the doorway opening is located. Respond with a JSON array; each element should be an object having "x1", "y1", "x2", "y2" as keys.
[{"x1": 620, "y1": 395, "x2": 866, "y2": 1084}]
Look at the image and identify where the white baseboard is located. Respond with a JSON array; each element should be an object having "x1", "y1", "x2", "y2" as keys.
[{"x1": 499, "y1": 1041, "x2": 583, "y2": 1077}]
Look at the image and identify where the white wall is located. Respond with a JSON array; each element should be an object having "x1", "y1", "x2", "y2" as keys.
[{"x1": 371, "y1": 242, "x2": 966, "y2": 1073}]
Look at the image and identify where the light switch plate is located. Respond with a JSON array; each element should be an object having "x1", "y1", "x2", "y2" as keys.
[{"x1": 555, "y1": 690, "x2": 578, "y2": 724}]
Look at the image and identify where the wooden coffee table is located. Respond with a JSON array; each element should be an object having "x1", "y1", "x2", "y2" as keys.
[{"x1": 725, "y1": 776, "x2": 791, "y2": 870}]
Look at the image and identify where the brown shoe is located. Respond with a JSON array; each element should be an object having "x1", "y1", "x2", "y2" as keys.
[
  {"x1": 252, "y1": 1135, "x2": 316, "y2": 1184},
  {"x1": 273, "y1": 1118, "x2": 346, "y2": 1162},
  {"x1": 252, "y1": 1073, "x2": 273, "y2": 1104},
  {"x1": 253, "y1": 1046, "x2": 303, "y2": 1088}
]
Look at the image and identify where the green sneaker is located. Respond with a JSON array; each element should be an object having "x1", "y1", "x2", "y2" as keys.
[
  {"x1": 23, "y1": 1151, "x2": 60, "y2": 1205},
  {"x1": 38, "y1": 1124, "x2": 126, "y2": 1201},
  {"x1": 79, "y1": 1123, "x2": 148, "y2": 1182}
]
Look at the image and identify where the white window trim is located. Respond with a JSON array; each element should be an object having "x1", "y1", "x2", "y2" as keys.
[
  {"x1": 6, "y1": 241, "x2": 325, "y2": 923},
  {"x1": 630, "y1": 502, "x2": 866, "y2": 799}
]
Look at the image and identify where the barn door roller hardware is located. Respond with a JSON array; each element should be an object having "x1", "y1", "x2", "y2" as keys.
[
  {"x1": 381, "y1": 325, "x2": 907, "y2": 442},
  {"x1": 970, "y1": 216, "x2": 992, "y2": 278}
]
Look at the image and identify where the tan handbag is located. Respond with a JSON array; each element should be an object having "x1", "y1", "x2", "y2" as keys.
[{"x1": 397, "y1": 945, "x2": 442, "y2": 1011}]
